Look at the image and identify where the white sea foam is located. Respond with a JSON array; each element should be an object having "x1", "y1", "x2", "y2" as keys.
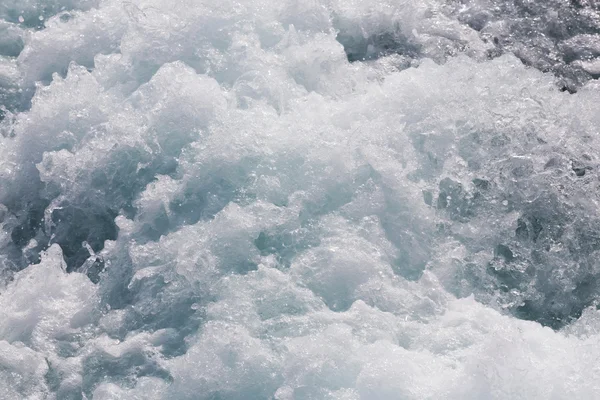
[{"x1": 1, "y1": 0, "x2": 600, "y2": 398}]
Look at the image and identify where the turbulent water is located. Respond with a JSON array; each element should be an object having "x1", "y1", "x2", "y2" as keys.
[{"x1": 1, "y1": 0, "x2": 600, "y2": 398}]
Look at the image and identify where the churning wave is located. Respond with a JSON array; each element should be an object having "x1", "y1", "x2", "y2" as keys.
[{"x1": 1, "y1": 0, "x2": 600, "y2": 398}]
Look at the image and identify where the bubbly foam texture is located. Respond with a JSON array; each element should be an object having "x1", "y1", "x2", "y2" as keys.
[{"x1": 1, "y1": 0, "x2": 600, "y2": 398}]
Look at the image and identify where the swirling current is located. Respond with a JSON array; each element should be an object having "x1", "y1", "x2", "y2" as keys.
[{"x1": 1, "y1": 0, "x2": 600, "y2": 398}]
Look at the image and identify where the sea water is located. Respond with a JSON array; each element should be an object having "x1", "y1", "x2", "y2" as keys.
[{"x1": 1, "y1": 0, "x2": 600, "y2": 398}]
